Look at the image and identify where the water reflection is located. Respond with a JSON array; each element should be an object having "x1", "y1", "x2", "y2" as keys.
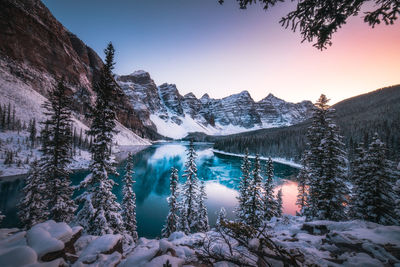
[{"x1": 0, "y1": 142, "x2": 300, "y2": 238}]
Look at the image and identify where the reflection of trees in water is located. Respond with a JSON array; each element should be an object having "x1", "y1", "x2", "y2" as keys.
[
  {"x1": 0, "y1": 143, "x2": 300, "y2": 229},
  {"x1": 153, "y1": 156, "x2": 182, "y2": 197},
  {"x1": 130, "y1": 147, "x2": 185, "y2": 203}
]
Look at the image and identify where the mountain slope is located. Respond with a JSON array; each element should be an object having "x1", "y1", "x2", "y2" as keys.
[
  {"x1": 117, "y1": 71, "x2": 313, "y2": 139},
  {"x1": 0, "y1": 0, "x2": 156, "y2": 142},
  {"x1": 212, "y1": 85, "x2": 400, "y2": 162}
]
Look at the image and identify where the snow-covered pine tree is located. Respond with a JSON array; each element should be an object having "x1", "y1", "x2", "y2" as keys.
[
  {"x1": 18, "y1": 160, "x2": 49, "y2": 229},
  {"x1": 296, "y1": 163, "x2": 308, "y2": 216},
  {"x1": 246, "y1": 154, "x2": 264, "y2": 228},
  {"x1": 122, "y1": 153, "x2": 138, "y2": 240},
  {"x1": 349, "y1": 143, "x2": 368, "y2": 220},
  {"x1": 235, "y1": 148, "x2": 252, "y2": 223},
  {"x1": 76, "y1": 42, "x2": 124, "y2": 235},
  {"x1": 162, "y1": 167, "x2": 180, "y2": 237},
  {"x1": 40, "y1": 78, "x2": 76, "y2": 223},
  {"x1": 216, "y1": 207, "x2": 227, "y2": 230},
  {"x1": 317, "y1": 117, "x2": 348, "y2": 221},
  {"x1": 29, "y1": 118, "x2": 36, "y2": 148},
  {"x1": 263, "y1": 157, "x2": 277, "y2": 220},
  {"x1": 362, "y1": 133, "x2": 397, "y2": 225},
  {"x1": 180, "y1": 140, "x2": 200, "y2": 233},
  {"x1": 196, "y1": 180, "x2": 210, "y2": 232},
  {"x1": 301, "y1": 94, "x2": 330, "y2": 220},
  {"x1": 276, "y1": 189, "x2": 283, "y2": 217},
  {"x1": 178, "y1": 204, "x2": 190, "y2": 234}
]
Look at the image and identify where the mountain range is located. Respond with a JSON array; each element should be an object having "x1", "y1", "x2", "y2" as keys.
[
  {"x1": 116, "y1": 71, "x2": 313, "y2": 139},
  {"x1": 0, "y1": 0, "x2": 314, "y2": 141},
  {"x1": 211, "y1": 84, "x2": 400, "y2": 162}
]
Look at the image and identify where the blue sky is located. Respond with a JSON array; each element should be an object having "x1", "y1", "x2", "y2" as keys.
[{"x1": 42, "y1": 0, "x2": 400, "y2": 103}]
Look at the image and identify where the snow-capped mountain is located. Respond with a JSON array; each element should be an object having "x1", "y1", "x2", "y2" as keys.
[{"x1": 117, "y1": 71, "x2": 314, "y2": 139}]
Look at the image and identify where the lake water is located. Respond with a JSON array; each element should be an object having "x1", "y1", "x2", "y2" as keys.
[{"x1": 0, "y1": 142, "x2": 299, "y2": 238}]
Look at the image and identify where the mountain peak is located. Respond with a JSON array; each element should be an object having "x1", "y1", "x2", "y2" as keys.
[
  {"x1": 184, "y1": 92, "x2": 196, "y2": 99},
  {"x1": 259, "y1": 93, "x2": 284, "y2": 103},
  {"x1": 224, "y1": 90, "x2": 252, "y2": 101},
  {"x1": 201, "y1": 93, "x2": 210, "y2": 100},
  {"x1": 239, "y1": 90, "x2": 251, "y2": 97},
  {"x1": 118, "y1": 70, "x2": 152, "y2": 84},
  {"x1": 129, "y1": 70, "x2": 149, "y2": 77}
]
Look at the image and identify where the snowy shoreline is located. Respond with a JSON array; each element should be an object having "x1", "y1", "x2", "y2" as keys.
[
  {"x1": 0, "y1": 145, "x2": 150, "y2": 181},
  {"x1": 212, "y1": 149, "x2": 302, "y2": 168}
]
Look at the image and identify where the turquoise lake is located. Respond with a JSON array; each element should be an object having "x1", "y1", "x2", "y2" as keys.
[{"x1": 0, "y1": 142, "x2": 299, "y2": 238}]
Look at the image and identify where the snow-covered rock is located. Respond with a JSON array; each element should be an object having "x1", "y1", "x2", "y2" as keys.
[
  {"x1": 75, "y1": 234, "x2": 123, "y2": 265},
  {"x1": 26, "y1": 220, "x2": 82, "y2": 262},
  {"x1": 0, "y1": 245, "x2": 37, "y2": 266},
  {"x1": 270, "y1": 216, "x2": 400, "y2": 266},
  {"x1": 1, "y1": 219, "x2": 399, "y2": 266}
]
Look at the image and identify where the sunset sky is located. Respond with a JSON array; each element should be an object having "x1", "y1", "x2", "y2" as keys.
[{"x1": 42, "y1": 0, "x2": 400, "y2": 104}]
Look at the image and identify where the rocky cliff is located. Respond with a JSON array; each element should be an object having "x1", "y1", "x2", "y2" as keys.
[{"x1": 0, "y1": 0, "x2": 157, "y2": 139}]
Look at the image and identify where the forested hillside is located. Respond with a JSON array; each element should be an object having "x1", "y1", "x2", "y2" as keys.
[{"x1": 213, "y1": 85, "x2": 400, "y2": 162}]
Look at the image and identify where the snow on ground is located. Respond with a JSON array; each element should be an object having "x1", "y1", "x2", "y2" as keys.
[
  {"x1": 0, "y1": 126, "x2": 150, "y2": 178},
  {"x1": 0, "y1": 61, "x2": 150, "y2": 178},
  {"x1": 0, "y1": 130, "x2": 92, "y2": 177},
  {"x1": 113, "y1": 121, "x2": 151, "y2": 146},
  {"x1": 1, "y1": 218, "x2": 399, "y2": 266},
  {"x1": 212, "y1": 149, "x2": 302, "y2": 168},
  {"x1": 150, "y1": 113, "x2": 213, "y2": 139},
  {"x1": 0, "y1": 61, "x2": 49, "y2": 125},
  {"x1": 150, "y1": 113, "x2": 288, "y2": 140},
  {"x1": 269, "y1": 216, "x2": 400, "y2": 266}
]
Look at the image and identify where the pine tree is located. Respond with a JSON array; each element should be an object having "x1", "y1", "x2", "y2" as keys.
[
  {"x1": 302, "y1": 95, "x2": 330, "y2": 219},
  {"x1": 18, "y1": 161, "x2": 49, "y2": 229},
  {"x1": 29, "y1": 118, "x2": 36, "y2": 148},
  {"x1": 178, "y1": 204, "x2": 190, "y2": 234},
  {"x1": 196, "y1": 180, "x2": 209, "y2": 232},
  {"x1": 11, "y1": 106, "x2": 15, "y2": 131},
  {"x1": 180, "y1": 140, "x2": 200, "y2": 233},
  {"x1": 276, "y1": 189, "x2": 283, "y2": 217},
  {"x1": 6, "y1": 103, "x2": 11, "y2": 130},
  {"x1": 235, "y1": 148, "x2": 251, "y2": 223},
  {"x1": 216, "y1": 207, "x2": 227, "y2": 230},
  {"x1": 76, "y1": 42, "x2": 124, "y2": 235},
  {"x1": 349, "y1": 143, "x2": 368, "y2": 219},
  {"x1": 1, "y1": 104, "x2": 6, "y2": 130},
  {"x1": 246, "y1": 154, "x2": 264, "y2": 228},
  {"x1": 353, "y1": 133, "x2": 398, "y2": 224},
  {"x1": 317, "y1": 119, "x2": 348, "y2": 221},
  {"x1": 40, "y1": 78, "x2": 76, "y2": 223},
  {"x1": 296, "y1": 164, "x2": 308, "y2": 216},
  {"x1": 162, "y1": 168, "x2": 180, "y2": 237},
  {"x1": 263, "y1": 157, "x2": 277, "y2": 220},
  {"x1": 301, "y1": 95, "x2": 348, "y2": 221},
  {"x1": 122, "y1": 153, "x2": 138, "y2": 240}
]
